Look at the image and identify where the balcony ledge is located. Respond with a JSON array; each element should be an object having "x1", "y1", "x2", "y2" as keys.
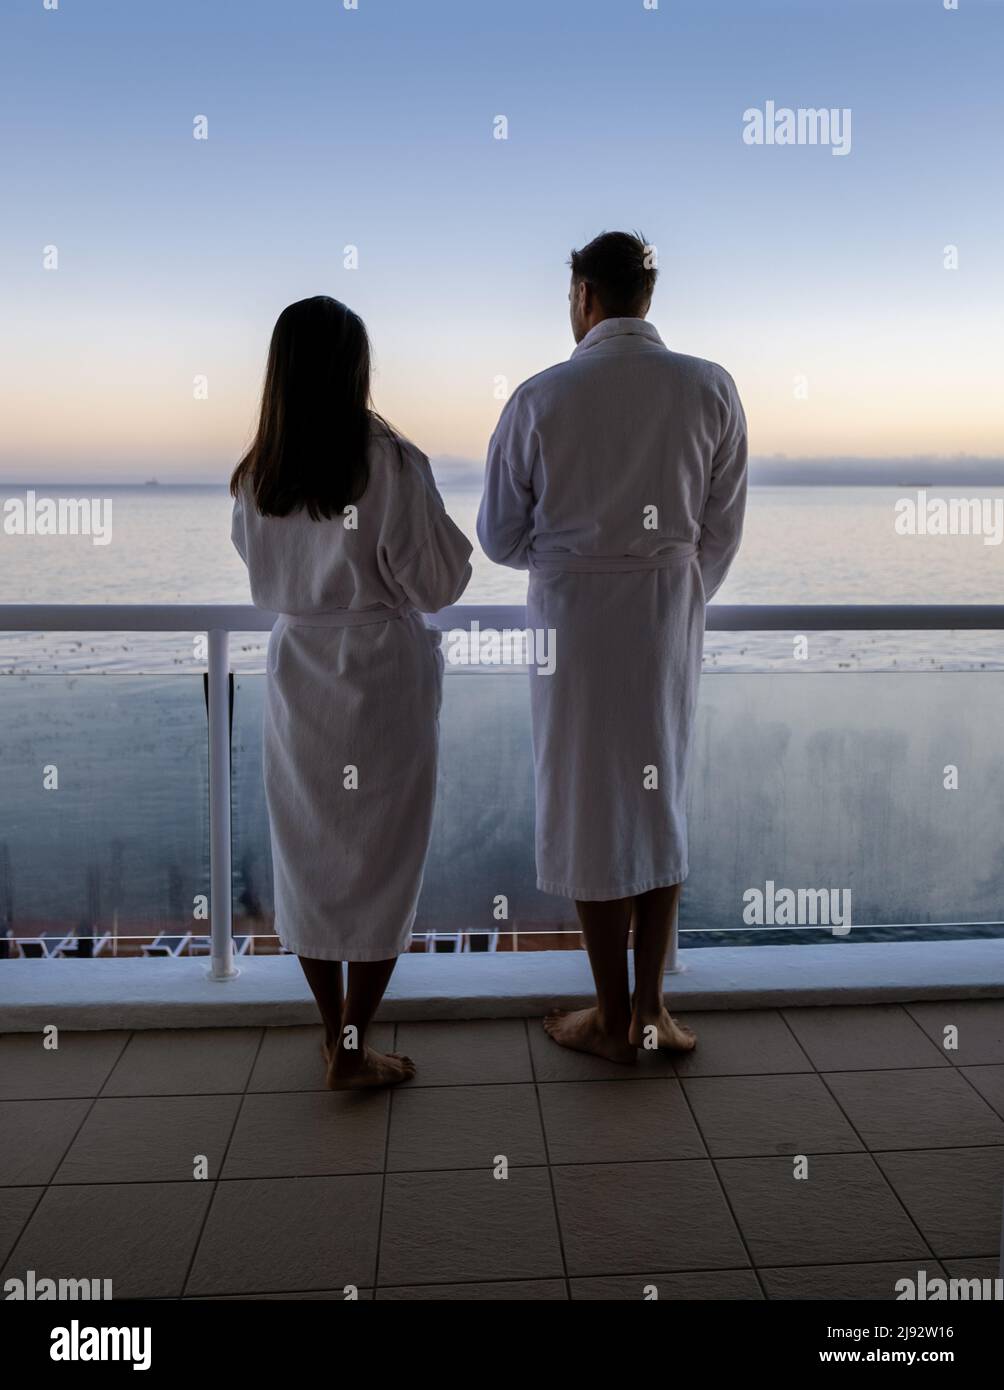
[{"x1": 1, "y1": 938, "x2": 1003, "y2": 1031}]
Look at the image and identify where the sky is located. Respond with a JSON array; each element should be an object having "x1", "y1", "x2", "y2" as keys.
[{"x1": 1, "y1": 0, "x2": 1002, "y2": 482}]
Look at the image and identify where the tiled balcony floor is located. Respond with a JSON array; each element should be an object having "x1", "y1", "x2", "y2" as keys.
[{"x1": 2, "y1": 1001, "x2": 1003, "y2": 1301}]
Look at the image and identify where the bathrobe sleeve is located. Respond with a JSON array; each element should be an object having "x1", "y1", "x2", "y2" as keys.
[
  {"x1": 476, "y1": 389, "x2": 536, "y2": 569},
  {"x1": 387, "y1": 447, "x2": 473, "y2": 612},
  {"x1": 698, "y1": 374, "x2": 748, "y2": 600},
  {"x1": 231, "y1": 489, "x2": 247, "y2": 563}
]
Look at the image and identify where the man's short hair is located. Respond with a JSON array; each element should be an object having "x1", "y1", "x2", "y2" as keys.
[{"x1": 569, "y1": 231, "x2": 656, "y2": 316}]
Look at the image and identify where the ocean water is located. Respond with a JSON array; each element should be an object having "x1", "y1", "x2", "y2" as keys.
[
  {"x1": 1, "y1": 480, "x2": 1001, "y2": 944},
  {"x1": 0, "y1": 482, "x2": 1001, "y2": 672}
]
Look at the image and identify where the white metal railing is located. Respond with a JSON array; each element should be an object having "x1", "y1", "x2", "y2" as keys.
[{"x1": 2, "y1": 602, "x2": 1003, "y2": 979}]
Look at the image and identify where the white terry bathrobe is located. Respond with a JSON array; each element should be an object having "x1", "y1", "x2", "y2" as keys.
[
  {"x1": 232, "y1": 428, "x2": 473, "y2": 959},
  {"x1": 477, "y1": 318, "x2": 747, "y2": 901}
]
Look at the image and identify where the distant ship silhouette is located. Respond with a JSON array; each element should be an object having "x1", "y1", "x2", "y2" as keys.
[{"x1": 144, "y1": 478, "x2": 160, "y2": 486}]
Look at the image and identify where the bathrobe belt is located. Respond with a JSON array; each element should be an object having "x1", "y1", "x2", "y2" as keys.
[
  {"x1": 275, "y1": 599, "x2": 415, "y2": 628},
  {"x1": 527, "y1": 543, "x2": 697, "y2": 573}
]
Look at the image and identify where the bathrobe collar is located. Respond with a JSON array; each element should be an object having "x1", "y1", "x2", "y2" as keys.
[{"x1": 571, "y1": 317, "x2": 664, "y2": 358}]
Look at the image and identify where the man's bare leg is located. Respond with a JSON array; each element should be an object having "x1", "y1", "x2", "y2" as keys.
[
  {"x1": 628, "y1": 884, "x2": 696, "y2": 1051},
  {"x1": 329, "y1": 957, "x2": 416, "y2": 1089},
  {"x1": 543, "y1": 896, "x2": 636, "y2": 1064}
]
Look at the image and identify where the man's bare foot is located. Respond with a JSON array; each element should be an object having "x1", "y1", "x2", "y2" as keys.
[
  {"x1": 543, "y1": 1007, "x2": 636, "y2": 1064},
  {"x1": 327, "y1": 1045, "x2": 416, "y2": 1089},
  {"x1": 629, "y1": 1006, "x2": 697, "y2": 1052}
]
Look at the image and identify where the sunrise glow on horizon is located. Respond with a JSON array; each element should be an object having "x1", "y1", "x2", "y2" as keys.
[{"x1": 2, "y1": 0, "x2": 1001, "y2": 482}]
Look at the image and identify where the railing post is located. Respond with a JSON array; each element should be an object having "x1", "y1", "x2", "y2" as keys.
[{"x1": 207, "y1": 628, "x2": 238, "y2": 980}]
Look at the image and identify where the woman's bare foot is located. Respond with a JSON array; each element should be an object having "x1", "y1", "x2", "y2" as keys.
[
  {"x1": 543, "y1": 1007, "x2": 636, "y2": 1064},
  {"x1": 327, "y1": 1045, "x2": 416, "y2": 1089},
  {"x1": 629, "y1": 1006, "x2": 697, "y2": 1052}
]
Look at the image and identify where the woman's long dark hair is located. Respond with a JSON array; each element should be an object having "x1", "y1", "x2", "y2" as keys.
[{"x1": 230, "y1": 296, "x2": 394, "y2": 519}]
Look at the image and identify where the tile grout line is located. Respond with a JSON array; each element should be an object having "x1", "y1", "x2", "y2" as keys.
[
  {"x1": 812, "y1": 1071, "x2": 941, "y2": 1266},
  {"x1": 778, "y1": 1001, "x2": 950, "y2": 1073},
  {"x1": 1, "y1": 1185, "x2": 47, "y2": 1264},
  {"x1": 670, "y1": 1052, "x2": 766, "y2": 1298},
  {"x1": 178, "y1": 1027, "x2": 266, "y2": 1298},
  {"x1": 3, "y1": 1030, "x2": 132, "y2": 1280},
  {"x1": 777, "y1": 1008, "x2": 1004, "y2": 1151},
  {"x1": 59, "y1": 1056, "x2": 1004, "y2": 1100},
  {"x1": 183, "y1": 1252, "x2": 1004, "y2": 1302},
  {"x1": 526, "y1": 1017, "x2": 572, "y2": 1300},
  {"x1": 954, "y1": 1063, "x2": 1004, "y2": 1124},
  {"x1": 776, "y1": 1008, "x2": 944, "y2": 1266},
  {"x1": 23, "y1": 1138, "x2": 1004, "y2": 1191},
  {"x1": 47, "y1": 1030, "x2": 132, "y2": 1182},
  {"x1": 370, "y1": 1021, "x2": 397, "y2": 1291}
]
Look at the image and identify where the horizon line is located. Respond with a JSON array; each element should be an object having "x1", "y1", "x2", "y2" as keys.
[{"x1": 3, "y1": 455, "x2": 1004, "y2": 490}]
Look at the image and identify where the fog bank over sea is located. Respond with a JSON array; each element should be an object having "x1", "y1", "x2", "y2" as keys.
[
  {"x1": 372, "y1": 454, "x2": 1004, "y2": 493},
  {"x1": 747, "y1": 457, "x2": 1004, "y2": 488}
]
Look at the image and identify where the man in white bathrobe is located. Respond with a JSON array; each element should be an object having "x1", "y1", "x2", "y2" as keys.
[{"x1": 477, "y1": 231, "x2": 747, "y2": 1063}]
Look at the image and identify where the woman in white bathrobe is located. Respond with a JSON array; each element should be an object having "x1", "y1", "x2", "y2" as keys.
[
  {"x1": 477, "y1": 232, "x2": 747, "y2": 1066},
  {"x1": 231, "y1": 297, "x2": 472, "y2": 1087}
]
